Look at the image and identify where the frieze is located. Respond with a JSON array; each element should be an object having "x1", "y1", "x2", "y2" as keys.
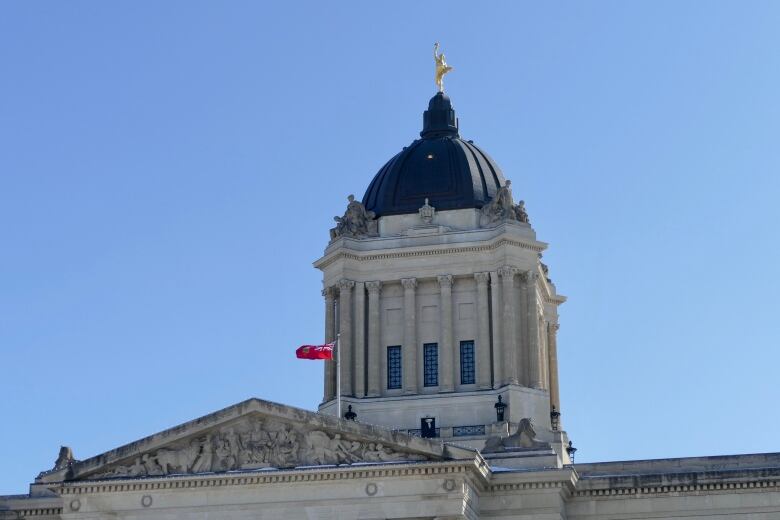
[{"x1": 87, "y1": 416, "x2": 427, "y2": 479}]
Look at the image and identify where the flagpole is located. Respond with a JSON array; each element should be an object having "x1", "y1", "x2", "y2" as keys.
[{"x1": 336, "y1": 333, "x2": 342, "y2": 419}]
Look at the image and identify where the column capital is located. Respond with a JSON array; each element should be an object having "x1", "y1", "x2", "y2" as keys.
[
  {"x1": 401, "y1": 277, "x2": 418, "y2": 290},
  {"x1": 474, "y1": 272, "x2": 490, "y2": 285},
  {"x1": 322, "y1": 286, "x2": 336, "y2": 300},
  {"x1": 338, "y1": 279, "x2": 356, "y2": 291},
  {"x1": 549, "y1": 322, "x2": 560, "y2": 332},
  {"x1": 365, "y1": 280, "x2": 382, "y2": 293},
  {"x1": 437, "y1": 274, "x2": 453, "y2": 287},
  {"x1": 522, "y1": 271, "x2": 538, "y2": 283},
  {"x1": 498, "y1": 265, "x2": 518, "y2": 279}
]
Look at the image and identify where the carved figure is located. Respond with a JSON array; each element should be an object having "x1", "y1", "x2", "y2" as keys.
[
  {"x1": 514, "y1": 200, "x2": 529, "y2": 223},
  {"x1": 330, "y1": 195, "x2": 378, "y2": 240},
  {"x1": 419, "y1": 198, "x2": 435, "y2": 224},
  {"x1": 479, "y1": 181, "x2": 531, "y2": 227},
  {"x1": 483, "y1": 418, "x2": 549, "y2": 453},
  {"x1": 480, "y1": 180, "x2": 515, "y2": 226},
  {"x1": 54, "y1": 446, "x2": 74, "y2": 470},
  {"x1": 434, "y1": 42, "x2": 453, "y2": 93},
  {"x1": 87, "y1": 416, "x2": 429, "y2": 479}
]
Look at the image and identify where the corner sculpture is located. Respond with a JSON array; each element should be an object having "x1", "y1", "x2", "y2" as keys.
[
  {"x1": 330, "y1": 194, "x2": 378, "y2": 240},
  {"x1": 479, "y1": 180, "x2": 530, "y2": 227},
  {"x1": 434, "y1": 42, "x2": 453, "y2": 93},
  {"x1": 87, "y1": 417, "x2": 427, "y2": 479},
  {"x1": 53, "y1": 446, "x2": 75, "y2": 470},
  {"x1": 482, "y1": 418, "x2": 549, "y2": 453}
]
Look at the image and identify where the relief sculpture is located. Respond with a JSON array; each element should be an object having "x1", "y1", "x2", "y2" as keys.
[{"x1": 88, "y1": 417, "x2": 426, "y2": 479}]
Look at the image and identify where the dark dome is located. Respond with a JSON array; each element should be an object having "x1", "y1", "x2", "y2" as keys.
[{"x1": 362, "y1": 92, "x2": 506, "y2": 217}]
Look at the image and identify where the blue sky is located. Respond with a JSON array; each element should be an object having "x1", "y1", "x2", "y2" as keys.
[{"x1": 1, "y1": 1, "x2": 779, "y2": 494}]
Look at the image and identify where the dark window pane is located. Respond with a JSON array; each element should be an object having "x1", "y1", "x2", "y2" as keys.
[
  {"x1": 423, "y1": 343, "x2": 438, "y2": 387},
  {"x1": 460, "y1": 341, "x2": 475, "y2": 385},
  {"x1": 387, "y1": 346, "x2": 402, "y2": 389}
]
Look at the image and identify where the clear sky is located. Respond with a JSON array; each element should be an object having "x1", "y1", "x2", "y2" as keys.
[{"x1": 1, "y1": 1, "x2": 779, "y2": 495}]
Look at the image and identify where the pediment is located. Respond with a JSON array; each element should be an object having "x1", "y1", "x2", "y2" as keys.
[{"x1": 37, "y1": 398, "x2": 471, "y2": 483}]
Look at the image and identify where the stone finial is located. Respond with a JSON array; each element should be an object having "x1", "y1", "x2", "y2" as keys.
[{"x1": 418, "y1": 198, "x2": 436, "y2": 224}]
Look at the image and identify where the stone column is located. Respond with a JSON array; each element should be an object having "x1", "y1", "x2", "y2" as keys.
[
  {"x1": 490, "y1": 271, "x2": 502, "y2": 388},
  {"x1": 548, "y1": 322, "x2": 561, "y2": 412},
  {"x1": 401, "y1": 278, "x2": 418, "y2": 393},
  {"x1": 323, "y1": 286, "x2": 336, "y2": 401},
  {"x1": 437, "y1": 275, "x2": 454, "y2": 392},
  {"x1": 526, "y1": 272, "x2": 543, "y2": 389},
  {"x1": 366, "y1": 281, "x2": 382, "y2": 397},
  {"x1": 498, "y1": 266, "x2": 518, "y2": 385},
  {"x1": 475, "y1": 272, "x2": 491, "y2": 389},
  {"x1": 337, "y1": 279, "x2": 355, "y2": 397},
  {"x1": 353, "y1": 282, "x2": 366, "y2": 397}
]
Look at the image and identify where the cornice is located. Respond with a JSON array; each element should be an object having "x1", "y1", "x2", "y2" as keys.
[
  {"x1": 315, "y1": 237, "x2": 546, "y2": 271},
  {"x1": 573, "y1": 478, "x2": 779, "y2": 499},
  {"x1": 52, "y1": 460, "x2": 485, "y2": 496}
]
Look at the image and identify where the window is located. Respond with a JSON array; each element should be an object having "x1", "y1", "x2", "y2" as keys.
[
  {"x1": 460, "y1": 341, "x2": 475, "y2": 385},
  {"x1": 387, "y1": 346, "x2": 402, "y2": 389},
  {"x1": 423, "y1": 343, "x2": 438, "y2": 387}
]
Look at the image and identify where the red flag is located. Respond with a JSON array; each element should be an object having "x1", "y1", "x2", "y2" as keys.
[{"x1": 296, "y1": 343, "x2": 334, "y2": 360}]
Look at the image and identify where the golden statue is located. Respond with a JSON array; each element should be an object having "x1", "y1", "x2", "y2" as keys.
[{"x1": 433, "y1": 42, "x2": 453, "y2": 93}]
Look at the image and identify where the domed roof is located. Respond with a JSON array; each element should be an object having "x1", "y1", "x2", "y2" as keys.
[{"x1": 362, "y1": 92, "x2": 506, "y2": 217}]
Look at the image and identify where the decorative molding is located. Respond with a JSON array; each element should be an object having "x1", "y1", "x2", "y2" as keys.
[
  {"x1": 497, "y1": 266, "x2": 518, "y2": 279},
  {"x1": 473, "y1": 272, "x2": 490, "y2": 284},
  {"x1": 365, "y1": 281, "x2": 382, "y2": 293},
  {"x1": 401, "y1": 278, "x2": 418, "y2": 290},
  {"x1": 437, "y1": 275, "x2": 453, "y2": 287},
  {"x1": 337, "y1": 279, "x2": 356, "y2": 291},
  {"x1": 316, "y1": 238, "x2": 546, "y2": 270},
  {"x1": 573, "y1": 479, "x2": 780, "y2": 498},
  {"x1": 54, "y1": 460, "x2": 483, "y2": 496}
]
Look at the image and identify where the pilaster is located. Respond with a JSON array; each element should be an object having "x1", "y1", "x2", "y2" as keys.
[
  {"x1": 323, "y1": 286, "x2": 336, "y2": 401},
  {"x1": 490, "y1": 271, "x2": 502, "y2": 388},
  {"x1": 525, "y1": 271, "x2": 543, "y2": 389},
  {"x1": 366, "y1": 281, "x2": 382, "y2": 397},
  {"x1": 354, "y1": 282, "x2": 366, "y2": 397},
  {"x1": 548, "y1": 322, "x2": 561, "y2": 413},
  {"x1": 337, "y1": 279, "x2": 355, "y2": 397},
  {"x1": 498, "y1": 266, "x2": 519, "y2": 385},
  {"x1": 475, "y1": 272, "x2": 491, "y2": 389},
  {"x1": 401, "y1": 277, "x2": 418, "y2": 393},
  {"x1": 438, "y1": 275, "x2": 454, "y2": 392}
]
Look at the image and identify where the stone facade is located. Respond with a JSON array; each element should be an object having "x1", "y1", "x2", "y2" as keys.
[{"x1": 2, "y1": 399, "x2": 779, "y2": 519}]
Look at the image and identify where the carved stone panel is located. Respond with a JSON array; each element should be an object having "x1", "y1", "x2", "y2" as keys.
[{"x1": 86, "y1": 415, "x2": 428, "y2": 479}]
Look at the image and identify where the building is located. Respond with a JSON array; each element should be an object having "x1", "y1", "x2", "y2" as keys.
[{"x1": 3, "y1": 81, "x2": 779, "y2": 520}]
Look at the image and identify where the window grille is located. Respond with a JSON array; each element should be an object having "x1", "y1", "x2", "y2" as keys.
[
  {"x1": 460, "y1": 340, "x2": 475, "y2": 385},
  {"x1": 407, "y1": 428, "x2": 440, "y2": 437},
  {"x1": 453, "y1": 425, "x2": 486, "y2": 437},
  {"x1": 387, "y1": 346, "x2": 402, "y2": 389},
  {"x1": 423, "y1": 343, "x2": 439, "y2": 387}
]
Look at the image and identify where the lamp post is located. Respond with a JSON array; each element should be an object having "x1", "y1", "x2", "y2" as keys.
[
  {"x1": 344, "y1": 405, "x2": 357, "y2": 421},
  {"x1": 566, "y1": 440, "x2": 577, "y2": 462},
  {"x1": 494, "y1": 395, "x2": 507, "y2": 422}
]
